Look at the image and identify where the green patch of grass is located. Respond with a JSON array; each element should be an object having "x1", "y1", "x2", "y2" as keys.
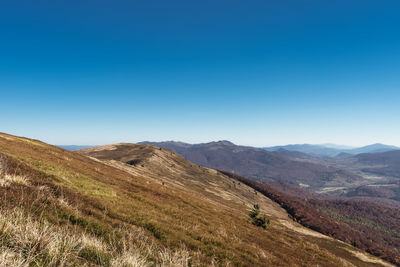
[
  {"x1": 143, "y1": 220, "x2": 165, "y2": 240},
  {"x1": 58, "y1": 210, "x2": 110, "y2": 238},
  {"x1": 78, "y1": 246, "x2": 112, "y2": 266}
]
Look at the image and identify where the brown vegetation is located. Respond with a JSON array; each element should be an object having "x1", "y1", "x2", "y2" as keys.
[{"x1": 220, "y1": 170, "x2": 400, "y2": 265}]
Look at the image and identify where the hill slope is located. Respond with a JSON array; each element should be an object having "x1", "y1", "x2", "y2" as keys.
[
  {"x1": 353, "y1": 150, "x2": 400, "y2": 178},
  {"x1": 139, "y1": 140, "x2": 363, "y2": 191},
  {"x1": 0, "y1": 133, "x2": 391, "y2": 266}
]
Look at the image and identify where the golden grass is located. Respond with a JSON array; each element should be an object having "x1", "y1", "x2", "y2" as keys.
[
  {"x1": 0, "y1": 204, "x2": 193, "y2": 267},
  {"x1": 0, "y1": 207, "x2": 93, "y2": 266},
  {"x1": 0, "y1": 174, "x2": 29, "y2": 187}
]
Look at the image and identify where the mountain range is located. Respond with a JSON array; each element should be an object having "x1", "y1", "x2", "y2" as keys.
[
  {"x1": 59, "y1": 141, "x2": 400, "y2": 198},
  {"x1": 140, "y1": 140, "x2": 400, "y2": 205},
  {"x1": 59, "y1": 142, "x2": 400, "y2": 157},
  {"x1": 139, "y1": 140, "x2": 364, "y2": 192},
  {"x1": 264, "y1": 143, "x2": 400, "y2": 157}
]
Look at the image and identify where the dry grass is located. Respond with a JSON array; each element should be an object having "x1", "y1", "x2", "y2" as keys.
[
  {"x1": 0, "y1": 206, "x2": 194, "y2": 267},
  {"x1": 0, "y1": 174, "x2": 29, "y2": 187},
  {"x1": 0, "y1": 151, "x2": 194, "y2": 267},
  {"x1": 1, "y1": 154, "x2": 8, "y2": 176},
  {"x1": 0, "y1": 132, "x2": 391, "y2": 266},
  {"x1": 0, "y1": 155, "x2": 29, "y2": 187},
  {"x1": 0, "y1": 207, "x2": 86, "y2": 266}
]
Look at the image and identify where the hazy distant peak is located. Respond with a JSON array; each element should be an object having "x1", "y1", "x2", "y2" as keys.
[
  {"x1": 349, "y1": 143, "x2": 400, "y2": 154},
  {"x1": 361, "y1": 143, "x2": 397, "y2": 149},
  {"x1": 320, "y1": 144, "x2": 355, "y2": 150},
  {"x1": 139, "y1": 141, "x2": 191, "y2": 147},
  {"x1": 213, "y1": 140, "x2": 235, "y2": 145},
  {"x1": 264, "y1": 143, "x2": 400, "y2": 157}
]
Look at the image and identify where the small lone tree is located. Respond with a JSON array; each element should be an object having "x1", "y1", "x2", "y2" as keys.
[
  {"x1": 249, "y1": 204, "x2": 260, "y2": 219},
  {"x1": 249, "y1": 204, "x2": 270, "y2": 229}
]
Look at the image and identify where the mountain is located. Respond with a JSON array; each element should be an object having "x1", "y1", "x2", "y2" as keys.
[
  {"x1": 320, "y1": 150, "x2": 400, "y2": 180},
  {"x1": 272, "y1": 148, "x2": 319, "y2": 160},
  {"x1": 139, "y1": 140, "x2": 192, "y2": 154},
  {"x1": 349, "y1": 143, "x2": 400, "y2": 155},
  {"x1": 139, "y1": 141, "x2": 364, "y2": 192},
  {"x1": 1, "y1": 132, "x2": 387, "y2": 266},
  {"x1": 353, "y1": 150, "x2": 400, "y2": 178},
  {"x1": 264, "y1": 144, "x2": 343, "y2": 157},
  {"x1": 264, "y1": 143, "x2": 400, "y2": 157},
  {"x1": 57, "y1": 145, "x2": 94, "y2": 151}
]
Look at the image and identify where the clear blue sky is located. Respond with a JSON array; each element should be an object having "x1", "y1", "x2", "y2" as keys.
[{"x1": 1, "y1": 0, "x2": 400, "y2": 146}]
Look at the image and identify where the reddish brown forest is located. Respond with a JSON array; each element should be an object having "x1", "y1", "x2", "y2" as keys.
[{"x1": 219, "y1": 170, "x2": 400, "y2": 265}]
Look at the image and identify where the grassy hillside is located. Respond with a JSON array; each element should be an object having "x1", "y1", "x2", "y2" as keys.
[{"x1": 0, "y1": 133, "x2": 392, "y2": 266}]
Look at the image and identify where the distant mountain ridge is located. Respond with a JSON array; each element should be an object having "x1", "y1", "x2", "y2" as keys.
[
  {"x1": 350, "y1": 143, "x2": 400, "y2": 155},
  {"x1": 58, "y1": 142, "x2": 399, "y2": 156},
  {"x1": 273, "y1": 148, "x2": 319, "y2": 160},
  {"x1": 264, "y1": 143, "x2": 399, "y2": 157}
]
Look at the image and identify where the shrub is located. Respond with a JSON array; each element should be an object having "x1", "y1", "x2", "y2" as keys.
[{"x1": 249, "y1": 204, "x2": 270, "y2": 229}]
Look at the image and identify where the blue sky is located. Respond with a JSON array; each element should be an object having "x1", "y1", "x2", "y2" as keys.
[{"x1": 1, "y1": 0, "x2": 400, "y2": 146}]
